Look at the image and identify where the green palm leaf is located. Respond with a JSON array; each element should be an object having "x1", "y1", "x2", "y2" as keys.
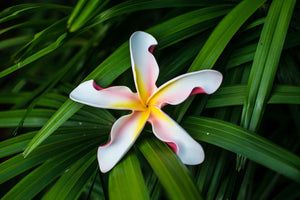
[
  {"x1": 0, "y1": 0, "x2": 299, "y2": 199},
  {"x1": 183, "y1": 117, "x2": 300, "y2": 182}
]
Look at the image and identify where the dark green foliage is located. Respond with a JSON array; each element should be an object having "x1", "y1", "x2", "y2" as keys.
[{"x1": 0, "y1": 0, "x2": 299, "y2": 199}]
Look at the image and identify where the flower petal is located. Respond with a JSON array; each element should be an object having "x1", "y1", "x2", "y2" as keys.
[
  {"x1": 97, "y1": 110, "x2": 149, "y2": 173},
  {"x1": 70, "y1": 80, "x2": 145, "y2": 110},
  {"x1": 130, "y1": 31, "x2": 159, "y2": 104},
  {"x1": 148, "y1": 106, "x2": 204, "y2": 165},
  {"x1": 148, "y1": 70, "x2": 222, "y2": 107}
]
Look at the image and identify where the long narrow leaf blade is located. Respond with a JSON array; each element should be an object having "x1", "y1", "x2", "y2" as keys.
[
  {"x1": 138, "y1": 137, "x2": 202, "y2": 200},
  {"x1": 189, "y1": 0, "x2": 266, "y2": 71},
  {"x1": 183, "y1": 117, "x2": 300, "y2": 182},
  {"x1": 109, "y1": 152, "x2": 149, "y2": 200}
]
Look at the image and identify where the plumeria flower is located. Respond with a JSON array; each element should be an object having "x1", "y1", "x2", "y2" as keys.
[{"x1": 70, "y1": 31, "x2": 222, "y2": 173}]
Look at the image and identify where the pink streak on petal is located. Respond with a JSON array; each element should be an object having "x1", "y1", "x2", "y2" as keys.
[
  {"x1": 166, "y1": 142, "x2": 178, "y2": 153},
  {"x1": 92, "y1": 82, "x2": 142, "y2": 109},
  {"x1": 97, "y1": 111, "x2": 149, "y2": 172},
  {"x1": 70, "y1": 80, "x2": 144, "y2": 110},
  {"x1": 101, "y1": 141, "x2": 111, "y2": 147},
  {"x1": 100, "y1": 86, "x2": 140, "y2": 102},
  {"x1": 148, "y1": 45, "x2": 156, "y2": 54},
  {"x1": 146, "y1": 65, "x2": 156, "y2": 97},
  {"x1": 145, "y1": 44, "x2": 158, "y2": 97},
  {"x1": 107, "y1": 88, "x2": 135, "y2": 99},
  {"x1": 149, "y1": 106, "x2": 204, "y2": 165},
  {"x1": 160, "y1": 102, "x2": 168, "y2": 108},
  {"x1": 93, "y1": 80, "x2": 103, "y2": 91},
  {"x1": 148, "y1": 70, "x2": 222, "y2": 108},
  {"x1": 130, "y1": 31, "x2": 159, "y2": 102},
  {"x1": 190, "y1": 87, "x2": 206, "y2": 96}
]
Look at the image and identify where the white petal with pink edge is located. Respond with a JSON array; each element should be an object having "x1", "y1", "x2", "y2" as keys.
[
  {"x1": 69, "y1": 80, "x2": 145, "y2": 110},
  {"x1": 148, "y1": 106, "x2": 204, "y2": 165},
  {"x1": 148, "y1": 70, "x2": 222, "y2": 107},
  {"x1": 130, "y1": 31, "x2": 159, "y2": 104},
  {"x1": 97, "y1": 111, "x2": 150, "y2": 173}
]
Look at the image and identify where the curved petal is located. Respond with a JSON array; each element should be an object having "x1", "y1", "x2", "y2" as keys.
[
  {"x1": 130, "y1": 31, "x2": 159, "y2": 104},
  {"x1": 70, "y1": 80, "x2": 145, "y2": 110},
  {"x1": 98, "y1": 110, "x2": 150, "y2": 173},
  {"x1": 148, "y1": 106, "x2": 204, "y2": 165},
  {"x1": 148, "y1": 70, "x2": 222, "y2": 107}
]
